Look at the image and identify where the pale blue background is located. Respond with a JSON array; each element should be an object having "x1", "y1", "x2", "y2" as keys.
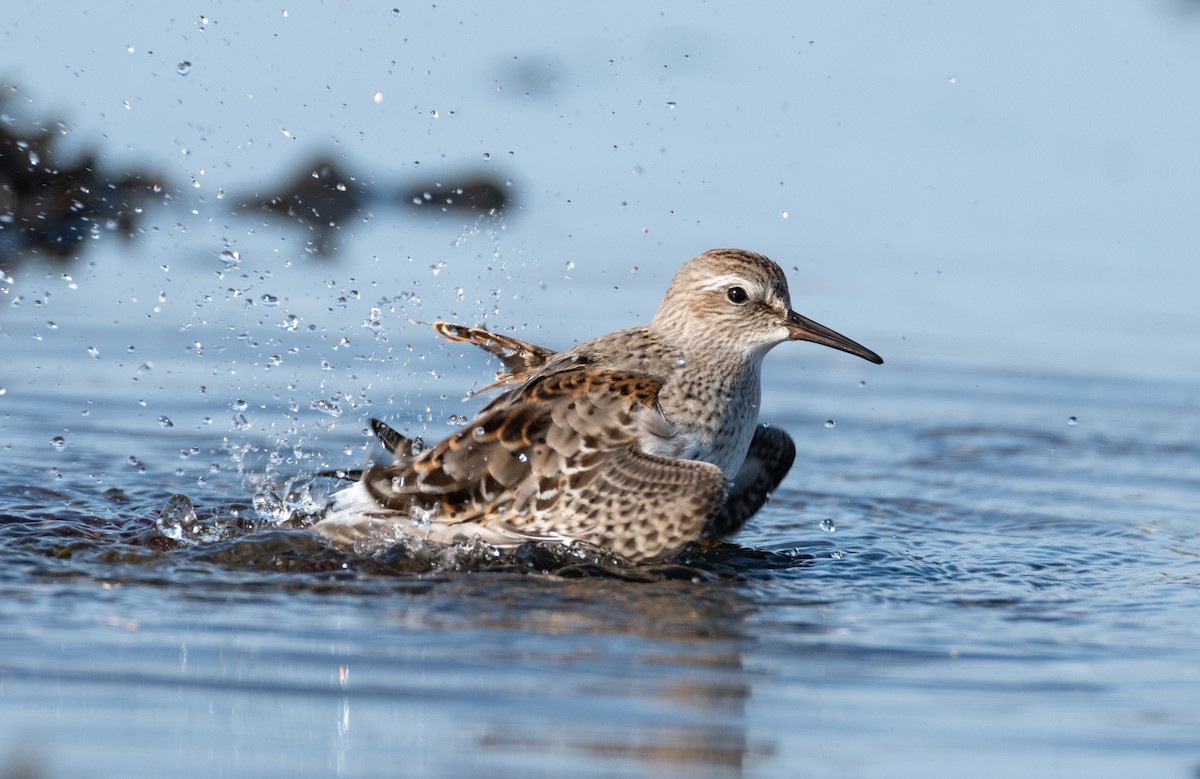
[{"x1": 4, "y1": 1, "x2": 1199, "y2": 387}]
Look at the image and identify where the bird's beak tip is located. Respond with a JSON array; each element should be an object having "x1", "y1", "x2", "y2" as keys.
[{"x1": 786, "y1": 311, "x2": 883, "y2": 365}]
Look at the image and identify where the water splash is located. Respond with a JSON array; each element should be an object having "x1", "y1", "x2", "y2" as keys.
[{"x1": 157, "y1": 494, "x2": 197, "y2": 540}]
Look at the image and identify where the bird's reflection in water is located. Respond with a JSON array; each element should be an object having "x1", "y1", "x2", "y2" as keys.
[{"x1": 380, "y1": 573, "x2": 771, "y2": 775}]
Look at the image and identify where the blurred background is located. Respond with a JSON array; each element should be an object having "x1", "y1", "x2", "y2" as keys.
[{"x1": 3, "y1": 0, "x2": 1198, "y2": 404}]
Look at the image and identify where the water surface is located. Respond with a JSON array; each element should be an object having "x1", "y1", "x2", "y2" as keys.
[{"x1": 2, "y1": 345, "x2": 1197, "y2": 777}]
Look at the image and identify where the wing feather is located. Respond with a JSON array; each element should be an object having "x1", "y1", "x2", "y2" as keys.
[
  {"x1": 431, "y1": 321, "x2": 555, "y2": 391},
  {"x1": 321, "y1": 366, "x2": 724, "y2": 562}
]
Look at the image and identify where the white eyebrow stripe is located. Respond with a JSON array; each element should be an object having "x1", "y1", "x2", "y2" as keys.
[{"x1": 699, "y1": 274, "x2": 757, "y2": 293}]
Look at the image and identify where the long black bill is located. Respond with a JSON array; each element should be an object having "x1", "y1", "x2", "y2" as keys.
[{"x1": 786, "y1": 310, "x2": 883, "y2": 365}]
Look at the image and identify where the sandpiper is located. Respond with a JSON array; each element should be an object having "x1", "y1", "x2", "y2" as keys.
[{"x1": 313, "y1": 248, "x2": 882, "y2": 562}]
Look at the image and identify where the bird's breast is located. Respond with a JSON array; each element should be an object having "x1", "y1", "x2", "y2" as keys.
[{"x1": 643, "y1": 364, "x2": 763, "y2": 479}]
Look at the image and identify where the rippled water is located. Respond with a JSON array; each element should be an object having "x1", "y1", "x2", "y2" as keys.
[{"x1": 2, "y1": 348, "x2": 1197, "y2": 777}]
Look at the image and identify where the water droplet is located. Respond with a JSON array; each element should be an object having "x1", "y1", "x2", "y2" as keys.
[
  {"x1": 830, "y1": 550, "x2": 844, "y2": 560},
  {"x1": 157, "y1": 494, "x2": 196, "y2": 540},
  {"x1": 250, "y1": 489, "x2": 283, "y2": 518},
  {"x1": 473, "y1": 426, "x2": 486, "y2": 438},
  {"x1": 665, "y1": 101, "x2": 677, "y2": 109},
  {"x1": 372, "y1": 91, "x2": 383, "y2": 103},
  {"x1": 819, "y1": 518, "x2": 837, "y2": 533},
  {"x1": 86, "y1": 346, "x2": 100, "y2": 359},
  {"x1": 177, "y1": 61, "x2": 192, "y2": 76},
  {"x1": 824, "y1": 419, "x2": 836, "y2": 429},
  {"x1": 674, "y1": 357, "x2": 686, "y2": 368},
  {"x1": 231, "y1": 399, "x2": 248, "y2": 411},
  {"x1": 218, "y1": 248, "x2": 240, "y2": 267},
  {"x1": 310, "y1": 399, "x2": 343, "y2": 417},
  {"x1": 231, "y1": 413, "x2": 250, "y2": 430},
  {"x1": 158, "y1": 416, "x2": 174, "y2": 428},
  {"x1": 49, "y1": 436, "x2": 66, "y2": 451},
  {"x1": 1067, "y1": 416, "x2": 1078, "y2": 426},
  {"x1": 260, "y1": 293, "x2": 279, "y2": 307}
]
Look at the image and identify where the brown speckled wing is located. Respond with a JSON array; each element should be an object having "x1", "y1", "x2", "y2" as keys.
[
  {"x1": 704, "y1": 424, "x2": 795, "y2": 538},
  {"x1": 432, "y1": 321, "x2": 556, "y2": 390},
  {"x1": 515, "y1": 443, "x2": 727, "y2": 562},
  {"x1": 355, "y1": 367, "x2": 726, "y2": 562}
]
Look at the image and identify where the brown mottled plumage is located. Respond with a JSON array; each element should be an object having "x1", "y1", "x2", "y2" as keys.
[{"x1": 313, "y1": 248, "x2": 882, "y2": 562}]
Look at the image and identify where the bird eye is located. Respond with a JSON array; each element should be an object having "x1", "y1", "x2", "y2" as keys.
[{"x1": 726, "y1": 286, "x2": 748, "y2": 305}]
